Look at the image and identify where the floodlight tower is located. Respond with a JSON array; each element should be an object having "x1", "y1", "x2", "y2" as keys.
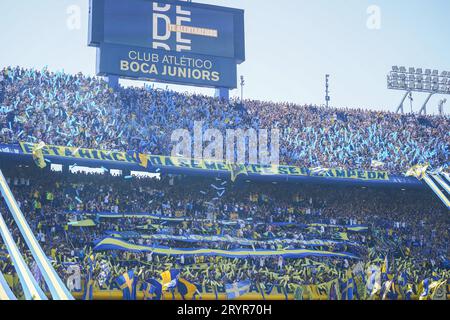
[{"x1": 387, "y1": 66, "x2": 450, "y2": 115}]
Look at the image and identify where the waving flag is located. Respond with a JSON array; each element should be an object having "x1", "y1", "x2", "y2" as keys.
[
  {"x1": 430, "y1": 280, "x2": 447, "y2": 300},
  {"x1": 82, "y1": 255, "x2": 95, "y2": 300},
  {"x1": 371, "y1": 160, "x2": 385, "y2": 168},
  {"x1": 142, "y1": 281, "x2": 161, "y2": 301},
  {"x1": 177, "y1": 278, "x2": 200, "y2": 300},
  {"x1": 341, "y1": 270, "x2": 355, "y2": 300},
  {"x1": 419, "y1": 278, "x2": 430, "y2": 300},
  {"x1": 138, "y1": 153, "x2": 149, "y2": 169},
  {"x1": 161, "y1": 269, "x2": 180, "y2": 289},
  {"x1": 225, "y1": 280, "x2": 251, "y2": 300},
  {"x1": 31, "y1": 141, "x2": 47, "y2": 169},
  {"x1": 145, "y1": 279, "x2": 162, "y2": 300},
  {"x1": 116, "y1": 271, "x2": 137, "y2": 300},
  {"x1": 405, "y1": 164, "x2": 429, "y2": 180}
]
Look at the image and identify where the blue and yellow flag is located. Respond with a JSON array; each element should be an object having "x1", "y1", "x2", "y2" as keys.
[
  {"x1": 405, "y1": 163, "x2": 429, "y2": 180},
  {"x1": 82, "y1": 255, "x2": 95, "y2": 300},
  {"x1": 145, "y1": 279, "x2": 163, "y2": 300},
  {"x1": 138, "y1": 153, "x2": 149, "y2": 169},
  {"x1": 341, "y1": 270, "x2": 355, "y2": 300},
  {"x1": 419, "y1": 279, "x2": 430, "y2": 300},
  {"x1": 161, "y1": 269, "x2": 180, "y2": 289},
  {"x1": 32, "y1": 141, "x2": 47, "y2": 169},
  {"x1": 142, "y1": 281, "x2": 161, "y2": 301},
  {"x1": 116, "y1": 271, "x2": 136, "y2": 300},
  {"x1": 225, "y1": 280, "x2": 251, "y2": 300},
  {"x1": 177, "y1": 278, "x2": 199, "y2": 300},
  {"x1": 430, "y1": 280, "x2": 447, "y2": 300}
]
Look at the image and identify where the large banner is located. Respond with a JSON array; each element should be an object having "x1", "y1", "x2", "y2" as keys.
[
  {"x1": 19, "y1": 142, "x2": 392, "y2": 182},
  {"x1": 93, "y1": 237, "x2": 359, "y2": 260}
]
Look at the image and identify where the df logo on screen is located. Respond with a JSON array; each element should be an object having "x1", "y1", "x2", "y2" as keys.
[{"x1": 152, "y1": 2, "x2": 219, "y2": 52}]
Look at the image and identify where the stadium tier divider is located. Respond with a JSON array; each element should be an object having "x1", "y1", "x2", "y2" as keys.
[
  {"x1": 0, "y1": 170, "x2": 74, "y2": 300},
  {"x1": 0, "y1": 212, "x2": 47, "y2": 300}
]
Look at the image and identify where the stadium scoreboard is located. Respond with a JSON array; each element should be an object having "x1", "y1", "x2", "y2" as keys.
[{"x1": 89, "y1": 0, "x2": 245, "y2": 89}]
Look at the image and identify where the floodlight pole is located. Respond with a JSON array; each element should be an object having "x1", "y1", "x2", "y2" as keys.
[
  {"x1": 396, "y1": 90, "x2": 411, "y2": 114},
  {"x1": 438, "y1": 99, "x2": 447, "y2": 116},
  {"x1": 418, "y1": 93, "x2": 434, "y2": 115},
  {"x1": 240, "y1": 75, "x2": 245, "y2": 102}
]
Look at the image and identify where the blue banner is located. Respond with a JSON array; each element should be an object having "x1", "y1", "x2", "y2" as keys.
[{"x1": 97, "y1": 43, "x2": 237, "y2": 88}]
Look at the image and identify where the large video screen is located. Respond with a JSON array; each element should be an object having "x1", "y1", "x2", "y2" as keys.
[{"x1": 89, "y1": 0, "x2": 245, "y2": 61}]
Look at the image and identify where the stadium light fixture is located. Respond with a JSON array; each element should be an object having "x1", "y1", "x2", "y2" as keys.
[{"x1": 387, "y1": 66, "x2": 450, "y2": 114}]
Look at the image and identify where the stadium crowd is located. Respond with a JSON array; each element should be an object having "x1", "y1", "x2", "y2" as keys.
[
  {"x1": 0, "y1": 168, "x2": 448, "y2": 299},
  {"x1": 0, "y1": 66, "x2": 449, "y2": 174}
]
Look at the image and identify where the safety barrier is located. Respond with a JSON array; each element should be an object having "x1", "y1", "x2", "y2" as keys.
[
  {"x1": 0, "y1": 271, "x2": 17, "y2": 300},
  {"x1": 0, "y1": 213, "x2": 47, "y2": 300},
  {"x1": 0, "y1": 170, "x2": 73, "y2": 300}
]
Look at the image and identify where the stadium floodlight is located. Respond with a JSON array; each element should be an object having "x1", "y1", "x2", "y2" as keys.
[{"x1": 388, "y1": 65, "x2": 450, "y2": 114}]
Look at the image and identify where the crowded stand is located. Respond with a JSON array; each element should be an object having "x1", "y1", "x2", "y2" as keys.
[
  {"x1": 0, "y1": 166, "x2": 448, "y2": 299},
  {"x1": 0, "y1": 66, "x2": 449, "y2": 300},
  {"x1": 0, "y1": 66, "x2": 448, "y2": 174}
]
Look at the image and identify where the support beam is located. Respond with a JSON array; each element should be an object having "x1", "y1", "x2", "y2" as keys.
[
  {"x1": 0, "y1": 271, "x2": 16, "y2": 300},
  {"x1": 0, "y1": 170, "x2": 74, "y2": 300},
  {"x1": 396, "y1": 91, "x2": 411, "y2": 114},
  {"x1": 0, "y1": 213, "x2": 47, "y2": 300},
  {"x1": 418, "y1": 93, "x2": 434, "y2": 115}
]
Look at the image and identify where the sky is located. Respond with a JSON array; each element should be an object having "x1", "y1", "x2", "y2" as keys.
[{"x1": 0, "y1": 0, "x2": 449, "y2": 113}]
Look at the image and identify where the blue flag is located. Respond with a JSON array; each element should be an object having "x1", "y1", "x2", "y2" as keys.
[
  {"x1": 146, "y1": 279, "x2": 163, "y2": 300},
  {"x1": 161, "y1": 269, "x2": 180, "y2": 289},
  {"x1": 116, "y1": 271, "x2": 137, "y2": 300},
  {"x1": 82, "y1": 255, "x2": 95, "y2": 300}
]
